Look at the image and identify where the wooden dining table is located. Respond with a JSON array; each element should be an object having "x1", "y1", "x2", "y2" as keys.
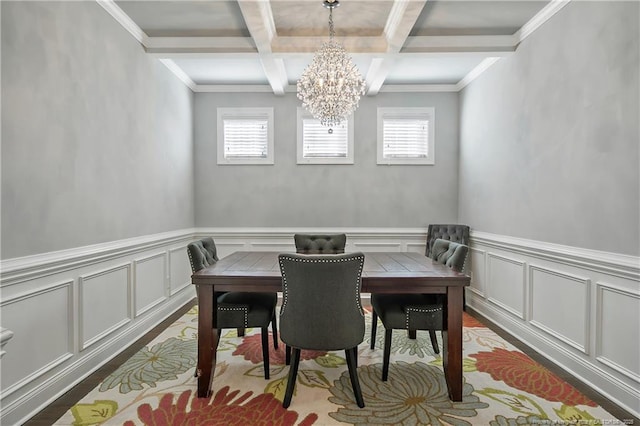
[{"x1": 190, "y1": 250, "x2": 470, "y2": 401}]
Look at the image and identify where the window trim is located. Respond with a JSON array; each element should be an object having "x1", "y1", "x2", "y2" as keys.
[
  {"x1": 377, "y1": 107, "x2": 435, "y2": 165},
  {"x1": 217, "y1": 107, "x2": 274, "y2": 165},
  {"x1": 296, "y1": 108, "x2": 355, "y2": 165}
]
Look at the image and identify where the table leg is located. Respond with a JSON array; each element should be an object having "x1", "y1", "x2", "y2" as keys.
[
  {"x1": 196, "y1": 285, "x2": 217, "y2": 398},
  {"x1": 443, "y1": 285, "x2": 463, "y2": 401}
]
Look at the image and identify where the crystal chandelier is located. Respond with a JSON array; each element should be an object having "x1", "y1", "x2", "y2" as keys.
[{"x1": 297, "y1": 0, "x2": 366, "y2": 128}]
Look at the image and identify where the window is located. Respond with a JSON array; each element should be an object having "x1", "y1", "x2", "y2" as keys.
[
  {"x1": 297, "y1": 108, "x2": 354, "y2": 164},
  {"x1": 377, "y1": 107, "x2": 435, "y2": 165},
  {"x1": 217, "y1": 108, "x2": 274, "y2": 165}
]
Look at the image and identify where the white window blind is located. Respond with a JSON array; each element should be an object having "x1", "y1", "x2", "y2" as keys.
[
  {"x1": 296, "y1": 108, "x2": 354, "y2": 164},
  {"x1": 217, "y1": 108, "x2": 274, "y2": 165},
  {"x1": 377, "y1": 107, "x2": 435, "y2": 165},
  {"x1": 382, "y1": 118, "x2": 429, "y2": 159},
  {"x1": 223, "y1": 118, "x2": 268, "y2": 159},
  {"x1": 302, "y1": 119, "x2": 348, "y2": 158}
]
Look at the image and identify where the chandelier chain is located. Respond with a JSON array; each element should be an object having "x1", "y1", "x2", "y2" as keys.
[{"x1": 329, "y1": 8, "x2": 334, "y2": 40}]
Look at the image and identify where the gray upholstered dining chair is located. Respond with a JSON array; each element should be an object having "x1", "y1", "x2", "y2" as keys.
[
  {"x1": 293, "y1": 233, "x2": 347, "y2": 254},
  {"x1": 278, "y1": 252, "x2": 366, "y2": 408},
  {"x1": 426, "y1": 224, "x2": 470, "y2": 309},
  {"x1": 187, "y1": 237, "x2": 278, "y2": 379},
  {"x1": 370, "y1": 239, "x2": 468, "y2": 381},
  {"x1": 282, "y1": 233, "x2": 347, "y2": 365},
  {"x1": 426, "y1": 224, "x2": 470, "y2": 259}
]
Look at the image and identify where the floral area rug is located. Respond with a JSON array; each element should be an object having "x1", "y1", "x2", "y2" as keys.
[{"x1": 55, "y1": 305, "x2": 615, "y2": 425}]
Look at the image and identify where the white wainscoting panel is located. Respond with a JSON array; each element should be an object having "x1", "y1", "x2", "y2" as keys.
[
  {"x1": 469, "y1": 247, "x2": 486, "y2": 297},
  {"x1": 79, "y1": 264, "x2": 132, "y2": 351},
  {"x1": 469, "y1": 230, "x2": 640, "y2": 418},
  {"x1": 487, "y1": 253, "x2": 526, "y2": 319},
  {"x1": 596, "y1": 282, "x2": 640, "y2": 382},
  {"x1": 0, "y1": 229, "x2": 196, "y2": 425},
  {"x1": 529, "y1": 265, "x2": 590, "y2": 354},
  {"x1": 169, "y1": 247, "x2": 192, "y2": 296},
  {"x1": 351, "y1": 241, "x2": 403, "y2": 251},
  {"x1": 196, "y1": 228, "x2": 429, "y2": 259},
  {"x1": 133, "y1": 252, "x2": 167, "y2": 317},
  {"x1": 214, "y1": 242, "x2": 247, "y2": 259},
  {"x1": 0, "y1": 280, "x2": 73, "y2": 397}
]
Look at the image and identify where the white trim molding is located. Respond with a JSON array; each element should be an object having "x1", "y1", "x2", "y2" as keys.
[
  {"x1": 467, "y1": 230, "x2": 640, "y2": 418},
  {"x1": 0, "y1": 328, "x2": 14, "y2": 359},
  {"x1": 0, "y1": 229, "x2": 196, "y2": 426}
]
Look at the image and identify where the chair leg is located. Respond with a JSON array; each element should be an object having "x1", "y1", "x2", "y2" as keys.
[
  {"x1": 370, "y1": 311, "x2": 378, "y2": 350},
  {"x1": 429, "y1": 330, "x2": 440, "y2": 354},
  {"x1": 345, "y1": 347, "x2": 365, "y2": 408},
  {"x1": 283, "y1": 348, "x2": 301, "y2": 408},
  {"x1": 285, "y1": 345, "x2": 291, "y2": 365},
  {"x1": 261, "y1": 327, "x2": 270, "y2": 379},
  {"x1": 237, "y1": 328, "x2": 245, "y2": 337},
  {"x1": 408, "y1": 329, "x2": 417, "y2": 339},
  {"x1": 271, "y1": 312, "x2": 279, "y2": 349},
  {"x1": 194, "y1": 345, "x2": 199, "y2": 377},
  {"x1": 382, "y1": 329, "x2": 392, "y2": 381},
  {"x1": 463, "y1": 289, "x2": 467, "y2": 312}
]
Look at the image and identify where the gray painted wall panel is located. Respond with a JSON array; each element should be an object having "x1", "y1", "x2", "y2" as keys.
[
  {"x1": 194, "y1": 92, "x2": 459, "y2": 228},
  {"x1": 1, "y1": 2, "x2": 195, "y2": 259},
  {"x1": 459, "y1": 1, "x2": 639, "y2": 255}
]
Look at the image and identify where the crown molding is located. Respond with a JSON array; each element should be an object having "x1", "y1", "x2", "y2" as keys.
[
  {"x1": 194, "y1": 85, "x2": 276, "y2": 93},
  {"x1": 456, "y1": 57, "x2": 501, "y2": 91},
  {"x1": 158, "y1": 59, "x2": 196, "y2": 91},
  {"x1": 515, "y1": 0, "x2": 572, "y2": 43},
  {"x1": 96, "y1": 0, "x2": 147, "y2": 45},
  {"x1": 379, "y1": 84, "x2": 459, "y2": 93}
]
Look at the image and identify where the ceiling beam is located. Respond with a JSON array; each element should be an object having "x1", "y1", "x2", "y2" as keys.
[
  {"x1": 272, "y1": 36, "x2": 387, "y2": 53},
  {"x1": 237, "y1": 0, "x2": 288, "y2": 95},
  {"x1": 402, "y1": 35, "x2": 517, "y2": 53},
  {"x1": 143, "y1": 35, "x2": 517, "y2": 56},
  {"x1": 365, "y1": 0, "x2": 427, "y2": 95},
  {"x1": 144, "y1": 37, "x2": 256, "y2": 54}
]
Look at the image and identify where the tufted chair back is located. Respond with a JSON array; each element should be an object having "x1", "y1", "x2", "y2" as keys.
[
  {"x1": 430, "y1": 239, "x2": 468, "y2": 272},
  {"x1": 294, "y1": 234, "x2": 347, "y2": 254},
  {"x1": 187, "y1": 237, "x2": 219, "y2": 273},
  {"x1": 426, "y1": 224, "x2": 470, "y2": 258},
  {"x1": 279, "y1": 253, "x2": 365, "y2": 351}
]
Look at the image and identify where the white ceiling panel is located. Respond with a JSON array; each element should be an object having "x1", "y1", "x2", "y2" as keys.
[
  {"x1": 172, "y1": 58, "x2": 269, "y2": 85},
  {"x1": 385, "y1": 56, "x2": 486, "y2": 85}
]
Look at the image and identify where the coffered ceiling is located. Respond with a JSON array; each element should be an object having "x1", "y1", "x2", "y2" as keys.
[{"x1": 100, "y1": 0, "x2": 568, "y2": 93}]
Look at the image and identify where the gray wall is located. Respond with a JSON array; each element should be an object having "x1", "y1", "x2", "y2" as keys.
[
  {"x1": 458, "y1": 1, "x2": 639, "y2": 256},
  {"x1": 194, "y1": 92, "x2": 459, "y2": 228},
  {"x1": 1, "y1": 2, "x2": 195, "y2": 259}
]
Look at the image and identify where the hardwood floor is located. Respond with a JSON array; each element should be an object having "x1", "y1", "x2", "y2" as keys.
[{"x1": 24, "y1": 300, "x2": 638, "y2": 425}]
